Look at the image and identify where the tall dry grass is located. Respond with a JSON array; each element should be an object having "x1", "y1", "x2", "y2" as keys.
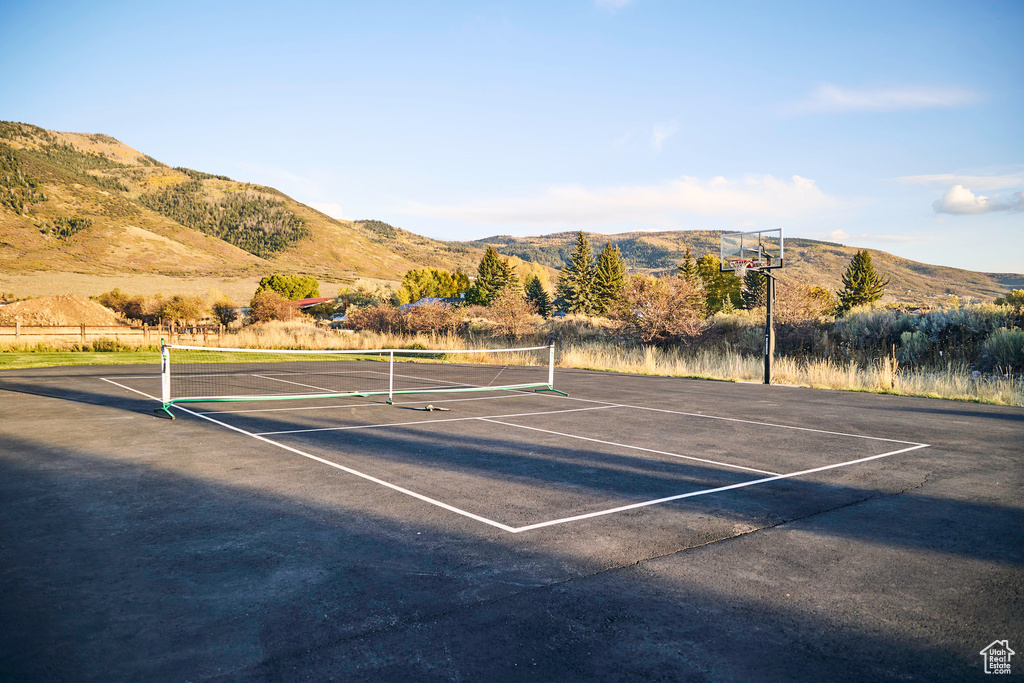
[{"x1": 214, "y1": 321, "x2": 1023, "y2": 406}]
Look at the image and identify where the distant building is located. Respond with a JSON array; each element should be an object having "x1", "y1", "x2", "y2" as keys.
[
  {"x1": 291, "y1": 297, "x2": 335, "y2": 310},
  {"x1": 398, "y1": 295, "x2": 463, "y2": 312}
]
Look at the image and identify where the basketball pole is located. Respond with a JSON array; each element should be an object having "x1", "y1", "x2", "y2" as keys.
[{"x1": 764, "y1": 271, "x2": 776, "y2": 385}]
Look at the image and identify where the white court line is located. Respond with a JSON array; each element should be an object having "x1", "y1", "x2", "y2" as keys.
[
  {"x1": 99, "y1": 378, "x2": 517, "y2": 532},
  {"x1": 520, "y1": 391, "x2": 926, "y2": 446},
  {"x1": 511, "y1": 443, "x2": 930, "y2": 533},
  {"x1": 252, "y1": 374, "x2": 346, "y2": 394},
  {"x1": 100, "y1": 377, "x2": 931, "y2": 534},
  {"x1": 203, "y1": 392, "x2": 539, "y2": 415},
  {"x1": 479, "y1": 418, "x2": 780, "y2": 476},
  {"x1": 254, "y1": 405, "x2": 617, "y2": 436}
]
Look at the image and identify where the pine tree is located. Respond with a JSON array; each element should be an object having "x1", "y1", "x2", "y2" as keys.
[
  {"x1": 556, "y1": 231, "x2": 595, "y2": 314},
  {"x1": 741, "y1": 270, "x2": 766, "y2": 310},
  {"x1": 592, "y1": 242, "x2": 626, "y2": 315},
  {"x1": 524, "y1": 275, "x2": 552, "y2": 318},
  {"x1": 695, "y1": 254, "x2": 742, "y2": 313},
  {"x1": 468, "y1": 246, "x2": 515, "y2": 305},
  {"x1": 837, "y1": 249, "x2": 889, "y2": 313},
  {"x1": 677, "y1": 246, "x2": 699, "y2": 285}
]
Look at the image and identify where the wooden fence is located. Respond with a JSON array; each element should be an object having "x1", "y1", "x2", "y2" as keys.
[{"x1": 0, "y1": 323, "x2": 224, "y2": 346}]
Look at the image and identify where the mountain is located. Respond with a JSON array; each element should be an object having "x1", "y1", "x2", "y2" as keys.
[
  {"x1": 1, "y1": 121, "x2": 1019, "y2": 304},
  {"x1": 0, "y1": 122, "x2": 479, "y2": 288},
  {"x1": 463, "y1": 232, "x2": 1023, "y2": 305}
]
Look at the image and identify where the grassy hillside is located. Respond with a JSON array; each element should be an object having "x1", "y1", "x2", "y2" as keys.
[
  {"x1": 0, "y1": 122, "x2": 479, "y2": 285},
  {"x1": 464, "y1": 231, "x2": 1023, "y2": 305},
  {"x1": 0, "y1": 121, "x2": 1018, "y2": 304}
]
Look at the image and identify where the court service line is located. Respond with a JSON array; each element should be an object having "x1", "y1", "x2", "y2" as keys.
[
  {"x1": 522, "y1": 392, "x2": 928, "y2": 446},
  {"x1": 204, "y1": 391, "x2": 537, "y2": 415},
  {"x1": 254, "y1": 405, "x2": 617, "y2": 436},
  {"x1": 252, "y1": 374, "x2": 344, "y2": 394},
  {"x1": 509, "y1": 443, "x2": 930, "y2": 533},
  {"x1": 479, "y1": 418, "x2": 780, "y2": 476},
  {"x1": 99, "y1": 378, "x2": 518, "y2": 533}
]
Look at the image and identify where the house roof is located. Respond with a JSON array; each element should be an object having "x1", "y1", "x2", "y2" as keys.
[
  {"x1": 291, "y1": 297, "x2": 334, "y2": 309},
  {"x1": 398, "y1": 297, "x2": 457, "y2": 312}
]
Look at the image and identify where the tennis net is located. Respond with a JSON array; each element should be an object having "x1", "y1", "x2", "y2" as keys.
[{"x1": 156, "y1": 343, "x2": 563, "y2": 416}]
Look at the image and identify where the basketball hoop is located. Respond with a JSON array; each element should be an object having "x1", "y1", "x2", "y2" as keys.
[{"x1": 732, "y1": 260, "x2": 752, "y2": 279}]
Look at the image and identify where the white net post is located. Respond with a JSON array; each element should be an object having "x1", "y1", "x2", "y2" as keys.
[
  {"x1": 160, "y1": 342, "x2": 171, "y2": 406},
  {"x1": 388, "y1": 351, "x2": 394, "y2": 403},
  {"x1": 548, "y1": 344, "x2": 555, "y2": 388}
]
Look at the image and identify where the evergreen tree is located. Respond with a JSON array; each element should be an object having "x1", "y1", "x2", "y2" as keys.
[
  {"x1": 741, "y1": 270, "x2": 767, "y2": 310},
  {"x1": 677, "y1": 246, "x2": 699, "y2": 285},
  {"x1": 592, "y1": 242, "x2": 626, "y2": 315},
  {"x1": 556, "y1": 231, "x2": 595, "y2": 314},
  {"x1": 524, "y1": 275, "x2": 552, "y2": 318},
  {"x1": 836, "y1": 249, "x2": 889, "y2": 313},
  {"x1": 467, "y1": 245, "x2": 516, "y2": 305},
  {"x1": 695, "y1": 254, "x2": 742, "y2": 313}
]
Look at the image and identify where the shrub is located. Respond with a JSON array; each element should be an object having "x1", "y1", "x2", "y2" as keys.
[
  {"x1": 488, "y1": 289, "x2": 538, "y2": 342},
  {"x1": 615, "y1": 274, "x2": 706, "y2": 344},
  {"x1": 346, "y1": 304, "x2": 404, "y2": 333},
  {"x1": 404, "y1": 303, "x2": 462, "y2": 335},
  {"x1": 980, "y1": 328, "x2": 1024, "y2": 372},
  {"x1": 211, "y1": 298, "x2": 239, "y2": 326},
  {"x1": 160, "y1": 295, "x2": 208, "y2": 324},
  {"x1": 248, "y1": 289, "x2": 295, "y2": 324}
]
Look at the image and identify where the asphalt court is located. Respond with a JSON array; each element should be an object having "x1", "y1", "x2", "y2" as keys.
[{"x1": 103, "y1": 371, "x2": 928, "y2": 532}]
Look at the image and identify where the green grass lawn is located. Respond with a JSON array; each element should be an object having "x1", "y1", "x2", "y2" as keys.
[{"x1": 0, "y1": 350, "x2": 161, "y2": 370}]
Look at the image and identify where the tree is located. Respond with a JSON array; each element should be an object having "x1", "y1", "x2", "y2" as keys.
[
  {"x1": 397, "y1": 267, "x2": 462, "y2": 304},
  {"x1": 255, "y1": 274, "x2": 320, "y2": 300},
  {"x1": 836, "y1": 250, "x2": 889, "y2": 313},
  {"x1": 995, "y1": 289, "x2": 1024, "y2": 308},
  {"x1": 524, "y1": 274, "x2": 552, "y2": 318},
  {"x1": 695, "y1": 254, "x2": 742, "y2": 313},
  {"x1": 467, "y1": 246, "x2": 517, "y2": 305},
  {"x1": 160, "y1": 295, "x2": 207, "y2": 325},
  {"x1": 488, "y1": 288, "x2": 537, "y2": 342},
  {"x1": 592, "y1": 242, "x2": 626, "y2": 315},
  {"x1": 740, "y1": 270, "x2": 767, "y2": 310},
  {"x1": 677, "y1": 247, "x2": 699, "y2": 285},
  {"x1": 211, "y1": 297, "x2": 239, "y2": 326},
  {"x1": 614, "y1": 274, "x2": 706, "y2": 344},
  {"x1": 248, "y1": 289, "x2": 295, "y2": 323},
  {"x1": 556, "y1": 231, "x2": 595, "y2": 314}
]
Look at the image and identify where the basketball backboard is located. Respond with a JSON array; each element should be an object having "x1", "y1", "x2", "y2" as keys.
[{"x1": 720, "y1": 228, "x2": 783, "y2": 272}]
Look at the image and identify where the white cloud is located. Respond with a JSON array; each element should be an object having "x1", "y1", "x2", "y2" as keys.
[
  {"x1": 308, "y1": 202, "x2": 345, "y2": 220},
  {"x1": 827, "y1": 229, "x2": 849, "y2": 242},
  {"x1": 786, "y1": 84, "x2": 979, "y2": 114},
  {"x1": 823, "y1": 229, "x2": 927, "y2": 245},
  {"x1": 404, "y1": 174, "x2": 838, "y2": 227},
  {"x1": 895, "y1": 173, "x2": 1024, "y2": 191},
  {"x1": 651, "y1": 121, "x2": 677, "y2": 153},
  {"x1": 932, "y1": 185, "x2": 1024, "y2": 215}
]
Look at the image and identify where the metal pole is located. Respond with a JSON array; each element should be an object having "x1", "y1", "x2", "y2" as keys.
[
  {"x1": 764, "y1": 272, "x2": 775, "y2": 385},
  {"x1": 388, "y1": 351, "x2": 394, "y2": 404},
  {"x1": 548, "y1": 344, "x2": 555, "y2": 389}
]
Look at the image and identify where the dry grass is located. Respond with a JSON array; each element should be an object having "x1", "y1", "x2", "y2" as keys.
[{"x1": 216, "y1": 322, "x2": 1024, "y2": 406}]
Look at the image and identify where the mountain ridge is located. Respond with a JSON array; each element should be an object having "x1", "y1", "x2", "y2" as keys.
[{"x1": 0, "y1": 121, "x2": 1019, "y2": 304}]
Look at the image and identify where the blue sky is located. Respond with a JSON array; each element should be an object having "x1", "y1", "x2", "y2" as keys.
[{"x1": 1, "y1": 0, "x2": 1021, "y2": 272}]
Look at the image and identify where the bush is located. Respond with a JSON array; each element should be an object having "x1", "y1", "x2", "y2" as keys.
[
  {"x1": 615, "y1": 274, "x2": 706, "y2": 344},
  {"x1": 980, "y1": 328, "x2": 1024, "y2": 372},
  {"x1": 211, "y1": 298, "x2": 239, "y2": 326},
  {"x1": 487, "y1": 289, "x2": 538, "y2": 342},
  {"x1": 160, "y1": 295, "x2": 208, "y2": 324},
  {"x1": 346, "y1": 304, "x2": 404, "y2": 333},
  {"x1": 248, "y1": 290, "x2": 296, "y2": 324},
  {"x1": 404, "y1": 303, "x2": 462, "y2": 335}
]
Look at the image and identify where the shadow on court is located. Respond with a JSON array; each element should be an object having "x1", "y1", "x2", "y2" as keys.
[
  {"x1": 1, "y1": 365, "x2": 1022, "y2": 680},
  {"x1": 0, "y1": 433, "x2": 1019, "y2": 681}
]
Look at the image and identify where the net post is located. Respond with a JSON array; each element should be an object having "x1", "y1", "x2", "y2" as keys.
[
  {"x1": 155, "y1": 339, "x2": 175, "y2": 419},
  {"x1": 387, "y1": 351, "x2": 394, "y2": 404},
  {"x1": 535, "y1": 344, "x2": 568, "y2": 396}
]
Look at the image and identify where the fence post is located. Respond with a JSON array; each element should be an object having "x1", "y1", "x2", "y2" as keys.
[
  {"x1": 81, "y1": 323, "x2": 86, "y2": 344},
  {"x1": 14, "y1": 321, "x2": 19, "y2": 339}
]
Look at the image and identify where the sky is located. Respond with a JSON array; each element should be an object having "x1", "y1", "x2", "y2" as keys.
[{"x1": 1, "y1": 0, "x2": 1022, "y2": 272}]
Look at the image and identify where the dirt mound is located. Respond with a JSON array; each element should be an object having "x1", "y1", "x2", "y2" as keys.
[{"x1": 0, "y1": 294, "x2": 123, "y2": 326}]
